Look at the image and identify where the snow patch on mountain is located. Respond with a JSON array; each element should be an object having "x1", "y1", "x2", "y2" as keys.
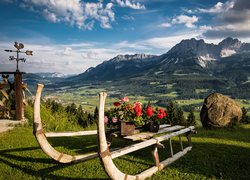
[
  {"x1": 220, "y1": 49, "x2": 236, "y2": 57},
  {"x1": 111, "y1": 54, "x2": 157, "y2": 62},
  {"x1": 198, "y1": 54, "x2": 216, "y2": 68}
]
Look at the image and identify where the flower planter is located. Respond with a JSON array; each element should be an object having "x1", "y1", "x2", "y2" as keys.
[
  {"x1": 120, "y1": 121, "x2": 136, "y2": 136},
  {"x1": 149, "y1": 123, "x2": 160, "y2": 132}
]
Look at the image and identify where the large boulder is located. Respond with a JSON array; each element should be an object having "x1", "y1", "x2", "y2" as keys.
[{"x1": 200, "y1": 93, "x2": 242, "y2": 128}]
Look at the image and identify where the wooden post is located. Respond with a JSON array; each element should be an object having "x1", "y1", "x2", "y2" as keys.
[
  {"x1": 14, "y1": 72, "x2": 23, "y2": 120},
  {"x1": 179, "y1": 135, "x2": 183, "y2": 151},
  {"x1": 169, "y1": 138, "x2": 173, "y2": 157},
  {"x1": 187, "y1": 133, "x2": 192, "y2": 146},
  {"x1": 151, "y1": 145, "x2": 160, "y2": 168}
]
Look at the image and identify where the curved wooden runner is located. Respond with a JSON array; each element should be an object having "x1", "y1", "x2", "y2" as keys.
[
  {"x1": 33, "y1": 84, "x2": 98, "y2": 163},
  {"x1": 98, "y1": 92, "x2": 195, "y2": 180}
]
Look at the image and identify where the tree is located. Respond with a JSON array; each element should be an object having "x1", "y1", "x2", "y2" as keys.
[
  {"x1": 176, "y1": 107, "x2": 186, "y2": 126},
  {"x1": 166, "y1": 101, "x2": 176, "y2": 125},
  {"x1": 166, "y1": 101, "x2": 186, "y2": 126},
  {"x1": 77, "y1": 105, "x2": 84, "y2": 126},
  {"x1": 94, "y1": 106, "x2": 99, "y2": 123},
  {"x1": 187, "y1": 109, "x2": 196, "y2": 126},
  {"x1": 66, "y1": 103, "x2": 77, "y2": 114},
  {"x1": 88, "y1": 113, "x2": 94, "y2": 125}
]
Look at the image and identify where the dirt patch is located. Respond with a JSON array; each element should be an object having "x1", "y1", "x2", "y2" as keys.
[{"x1": 0, "y1": 119, "x2": 27, "y2": 133}]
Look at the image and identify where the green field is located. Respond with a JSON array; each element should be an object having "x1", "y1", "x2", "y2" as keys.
[{"x1": 0, "y1": 124, "x2": 249, "y2": 179}]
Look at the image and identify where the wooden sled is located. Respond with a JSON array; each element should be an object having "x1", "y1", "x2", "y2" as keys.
[
  {"x1": 33, "y1": 84, "x2": 98, "y2": 163},
  {"x1": 98, "y1": 92, "x2": 196, "y2": 180}
]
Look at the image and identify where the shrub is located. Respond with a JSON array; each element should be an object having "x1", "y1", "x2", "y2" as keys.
[
  {"x1": 166, "y1": 101, "x2": 186, "y2": 126},
  {"x1": 187, "y1": 109, "x2": 196, "y2": 126}
]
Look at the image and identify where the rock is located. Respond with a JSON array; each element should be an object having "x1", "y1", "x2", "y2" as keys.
[{"x1": 200, "y1": 93, "x2": 242, "y2": 128}]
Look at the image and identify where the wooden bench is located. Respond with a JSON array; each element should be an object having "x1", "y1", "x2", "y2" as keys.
[{"x1": 98, "y1": 92, "x2": 196, "y2": 180}]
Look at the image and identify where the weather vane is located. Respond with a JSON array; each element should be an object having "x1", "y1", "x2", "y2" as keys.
[{"x1": 4, "y1": 42, "x2": 33, "y2": 72}]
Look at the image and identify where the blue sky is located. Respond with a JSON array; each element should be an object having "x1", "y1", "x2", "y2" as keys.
[{"x1": 0, "y1": 0, "x2": 250, "y2": 74}]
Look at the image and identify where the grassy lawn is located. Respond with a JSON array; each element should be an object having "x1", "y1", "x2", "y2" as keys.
[{"x1": 0, "y1": 124, "x2": 249, "y2": 179}]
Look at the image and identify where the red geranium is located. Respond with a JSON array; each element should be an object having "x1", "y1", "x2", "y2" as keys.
[
  {"x1": 133, "y1": 101, "x2": 142, "y2": 117},
  {"x1": 113, "y1": 102, "x2": 121, "y2": 107},
  {"x1": 107, "y1": 96, "x2": 170, "y2": 127},
  {"x1": 146, "y1": 106, "x2": 154, "y2": 117},
  {"x1": 157, "y1": 109, "x2": 167, "y2": 119}
]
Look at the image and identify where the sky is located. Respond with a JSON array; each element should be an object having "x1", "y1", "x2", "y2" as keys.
[{"x1": 0, "y1": 0, "x2": 250, "y2": 75}]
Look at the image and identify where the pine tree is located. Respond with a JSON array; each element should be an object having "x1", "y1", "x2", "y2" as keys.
[
  {"x1": 187, "y1": 109, "x2": 196, "y2": 126},
  {"x1": 94, "y1": 106, "x2": 99, "y2": 123},
  {"x1": 166, "y1": 101, "x2": 176, "y2": 125},
  {"x1": 88, "y1": 113, "x2": 94, "y2": 125},
  {"x1": 176, "y1": 107, "x2": 186, "y2": 126},
  {"x1": 77, "y1": 105, "x2": 84, "y2": 126}
]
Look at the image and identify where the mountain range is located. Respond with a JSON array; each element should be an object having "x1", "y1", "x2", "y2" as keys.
[
  {"x1": 23, "y1": 37, "x2": 250, "y2": 99},
  {"x1": 69, "y1": 37, "x2": 249, "y2": 82}
]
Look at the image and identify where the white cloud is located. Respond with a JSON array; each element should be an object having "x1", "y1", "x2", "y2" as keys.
[
  {"x1": 113, "y1": 40, "x2": 150, "y2": 50},
  {"x1": 201, "y1": 0, "x2": 250, "y2": 38},
  {"x1": 159, "y1": 22, "x2": 171, "y2": 28},
  {"x1": 84, "y1": 2, "x2": 115, "y2": 29},
  {"x1": 42, "y1": 9, "x2": 59, "y2": 23},
  {"x1": 63, "y1": 47, "x2": 72, "y2": 56},
  {"x1": 0, "y1": 40, "x2": 133, "y2": 74},
  {"x1": 199, "y1": 1, "x2": 234, "y2": 14},
  {"x1": 200, "y1": 25, "x2": 213, "y2": 31},
  {"x1": 172, "y1": 15, "x2": 198, "y2": 28},
  {"x1": 113, "y1": 0, "x2": 146, "y2": 10},
  {"x1": 142, "y1": 31, "x2": 203, "y2": 50},
  {"x1": 18, "y1": 0, "x2": 115, "y2": 30}
]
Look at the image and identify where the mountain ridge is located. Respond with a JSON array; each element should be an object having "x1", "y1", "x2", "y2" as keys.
[{"x1": 72, "y1": 37, "x2": 250, "y2": 82}]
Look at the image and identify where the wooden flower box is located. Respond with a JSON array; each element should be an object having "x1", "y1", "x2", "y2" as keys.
[{"x1": 120, "y1": 121, "x2": 136, "y2": 136}]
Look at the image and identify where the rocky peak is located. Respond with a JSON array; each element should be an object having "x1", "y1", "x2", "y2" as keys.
[
  {"x1": 167, "y1": 38, "x2": 209, "y2": 56},
  {"x1": 218, "y1": 37, "x2": 242, "y2": 50},
  {"x1": 111, "y1": 54, "x2": 156, "y2": 62}
]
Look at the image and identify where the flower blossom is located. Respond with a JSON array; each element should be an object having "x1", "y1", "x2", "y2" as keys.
[
  {"x1": 113, "y1": 102, "x2": 121, "y2": 107},
  {"x1": 157, "y1": 109, "x2": 167, "y2": 119},
  {"x1": 134, "y1": 101, "x2": 142, "y2": 117},
  {"x1": 146, "y1": 106, "x2": 154, "y2": 117},
  {"x1": 104, "y1": 116, "x2": 108, "y2": 124},
  {"x1": 112, "y1": 117, "x2": 118, "y2": 123},
  {"x1": 121, "y1": 96, "x2": 129, "y2": 102}
]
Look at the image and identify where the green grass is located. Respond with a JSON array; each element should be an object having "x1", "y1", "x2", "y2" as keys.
[
  {"x1": 0, "y1": 124, "x2": 249, "y2": 179},
  {"x1": 157, "y1": 92, "x2": 179, "y2": 98},
  {"x1": 195, "y1": 89, "x2": 209, "y2": 94},
  {"x1": 176, "y1": 99, "x2": 204, "y2": 106}
]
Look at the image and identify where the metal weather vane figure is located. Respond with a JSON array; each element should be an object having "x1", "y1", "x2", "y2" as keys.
[{"x1": 4, "y1": 42, "x2": 33, "y2": 72}]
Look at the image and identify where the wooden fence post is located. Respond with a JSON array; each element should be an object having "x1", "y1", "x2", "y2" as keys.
[{"x1": 14, "y1": 72, "x2": 23, "y2": 120}]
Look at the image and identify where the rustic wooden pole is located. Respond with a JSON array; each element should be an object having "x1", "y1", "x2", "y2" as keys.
[
  {"x1": 179, "y1": 135, "x2": 183, "y2": 151},
  {"x1": 14, "y1": 72, "x2": 23, "y2": 120},
  {"x1": 45, "y1": 130, "x2": 97, "y2": 137},
  {"x1": 151, "y1": 145, "x2": 160, "y2": 168},
  {"x1": 169, "y1": 138, "x2": 173, "y2": 157}
]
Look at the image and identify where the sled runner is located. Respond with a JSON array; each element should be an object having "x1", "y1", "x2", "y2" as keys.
[{"x1": 33, "y1": 84, "x2": 98, "y2": 163}]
